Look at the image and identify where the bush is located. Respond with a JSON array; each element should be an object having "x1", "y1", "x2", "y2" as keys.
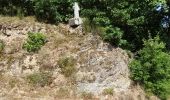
[
  {"x1": 23, "y1": 32, "x2": 46, "y2": 52},
  {"x1": 102, "y1": 26, "x2": 127, "y2": 46},
  {"x1": 58, "y1": 56, "x2": 76, "y2": 77},
  {"x1": 129, "y1": 36, "x2": 170, "y2": 99},
  {"x1": 27, "y1": 72, "x2": 52, "y2": 87}
]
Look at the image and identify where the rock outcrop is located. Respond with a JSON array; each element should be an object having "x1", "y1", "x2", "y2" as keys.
[{"x1": 0, "y1": 16, "x2": 158, "y2": 100}]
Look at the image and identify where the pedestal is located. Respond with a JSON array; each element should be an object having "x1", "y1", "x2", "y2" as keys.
[{"x1": 69, "y1": 18, "x2": 82, "y2": 27}]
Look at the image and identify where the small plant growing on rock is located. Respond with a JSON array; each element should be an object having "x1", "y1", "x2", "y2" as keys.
[
  {"x1": 0, "y1": 40, "x2": 5, "y2": 53},
  {"x1": 27, "y1": 72, "x2": 52, "y2": 87},
  {"x1": 103, "y1": 88, "x2": 114, "y2": 95},
  {"x1": 58, "y1": 56, "x2": 76, "y2": 77},
  {"x1": 23, "y1": 32, "x2": 46, "y2": 52}
]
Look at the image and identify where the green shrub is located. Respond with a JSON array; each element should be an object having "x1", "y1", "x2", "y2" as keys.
[
  {"x1": 0, "y1": 0, "x2": 33, "y2": 16},
  {"x1": 33, "y1": 0, "x2": 72, "y2": 23},
  {"x1": 0, "y1": 40, "x2": 5, "y2": 53},
  {"x1": 27, "y1": 72, "x2": 52, "y2": 87},
  {"x1": 58, "y1": 56, "x2": 76, "y2": 77},
  {"x1": 129, "y1": 36, "x2": 170, "y2": 99},
  {"x1": 103, "y1": 88, "x2": 114, "y2": 95},
  {"x1": 102, "y1": 26, "x2": 127, "y2": 46},
  {"x1": 23, "y1": 32, "x2": 46, "y2": 52}
]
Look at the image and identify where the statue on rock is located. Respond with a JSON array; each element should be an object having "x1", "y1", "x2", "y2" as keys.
[{"x1": 69, "y1": 2, "x2": 82, "y2": 27}]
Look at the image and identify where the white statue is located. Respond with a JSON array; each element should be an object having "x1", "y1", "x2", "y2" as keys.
[
  {"x1": 69, "y1": 2, "x2": 82, "y2": 26},
  {"x1": 73, "y1": 2, "x2": 80, "y2": 18}
]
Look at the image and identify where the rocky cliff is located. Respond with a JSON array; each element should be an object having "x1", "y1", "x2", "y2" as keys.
[{"x1": 0, "y1": 16, "x2": 158, "y2": 100}]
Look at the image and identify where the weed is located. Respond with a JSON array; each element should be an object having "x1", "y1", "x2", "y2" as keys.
[
  {"x1": 26, "y1": 72, "x2": 52, "y2": 87},
  {"x1": 58, "y1": 56, "x2": 76, "y2": 77}
]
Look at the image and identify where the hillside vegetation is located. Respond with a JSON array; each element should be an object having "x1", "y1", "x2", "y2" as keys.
[{"x1": 0, "y1": 0, "x2": 170, "y2": 100}]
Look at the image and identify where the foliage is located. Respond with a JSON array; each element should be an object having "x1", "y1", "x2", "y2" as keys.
[
  {"x1": 58, "y1": 56, "x2": 76, "y2": 77},
  {"x1": 0, "y1": 40, "x2": 5, "y2": 53},
  {"x1": 1, "y1": 0, "x2": 170, "y2": 50},
  {"x1": 23, "y1": 32, "x2": 46, "y2": 52},
  {"x1": 102, "y1": 26, "x2": 127, "y2": 46},
  {"x1": 0, "y1": 0, "x2": 34, "y2": 16},
  {"x1": 27, "y1": 72, "x2": 52, "y2": 87},
  {"x1": 129, "y1": 36, "x2": 170, "y2": 99},
  {"x1": 33, "y1": 0, "x2": 72, "y2": 23},
  {"x1": 78, "y1": 0, "x2": 169, "y2": 50}
]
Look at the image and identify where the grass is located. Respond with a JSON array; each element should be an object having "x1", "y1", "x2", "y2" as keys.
[
  {"x1": 16, "y1": 7, "x2": 24, "y2": 20},
  {"x1": 82, "y1": 18, "x2": 105, "y2": 37},
  {"x1": 58, "y1": 56, "x2": 76, "y2": 77},
  {"x1": 53, "y1": 37, "x2": 67, "y2": 48},
  {"x1": 102, "y1": 88, "x2": 114, "y2": 95},
  {"x1": 26, "y1": 72, "x2": 52, "y2": 87}
]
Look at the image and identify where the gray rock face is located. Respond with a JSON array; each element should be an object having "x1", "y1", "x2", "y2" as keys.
[{"x1": 75, "y1": 35, "x2": 130, "y2": 94}]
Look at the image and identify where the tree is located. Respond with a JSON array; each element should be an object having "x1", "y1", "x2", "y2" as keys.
[
  {"x1": 129, "y1": 36, "x2": 170, "y2": 99},
  {"x1": 77, "y1": 0, "x2": 169, "y2": 50},
  {"x1": 33, "y1": 0, "x2": 73, "y2": 23}
]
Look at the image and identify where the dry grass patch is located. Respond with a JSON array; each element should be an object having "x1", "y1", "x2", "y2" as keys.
[
  {"x1": 81, "y1": 91, "x2": 94, "y2": 99},
  {"x1": 58, "y1": 56, "x2": 77, "y2": 77},
  {"x1": 26, "y1": 72, "x2": 52, "y2": 87},
  {"x1": 103, "y1": 88, "x2": 114, "y2": 95},
  {"x1": 0, "y1": 16, "x2": 36, "y2": 24},
  {"x1": 55, "y1": 87, "x2": 70, "y2": 98}
]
